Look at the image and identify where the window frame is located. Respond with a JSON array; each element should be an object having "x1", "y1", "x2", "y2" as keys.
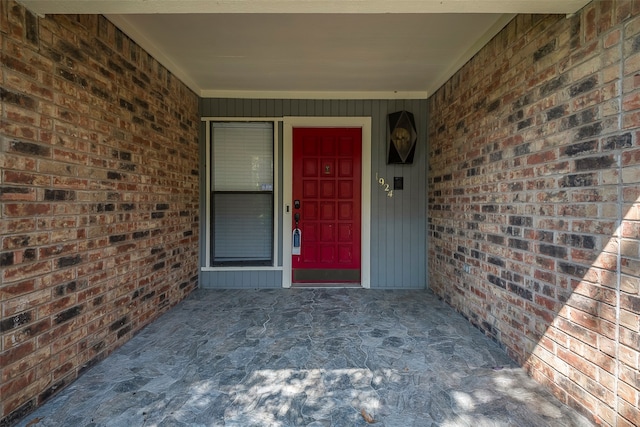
[{"x1": 202, "y1": 118, "x2": 281, "y2": 270}]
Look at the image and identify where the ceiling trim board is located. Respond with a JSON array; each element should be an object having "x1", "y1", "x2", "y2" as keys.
[
  {"x1": 199, "y1": 90, "x2": 429, "y2": 100},
  {"x1": 19, "y1": 0, "x2": 593, "y2": 15}
]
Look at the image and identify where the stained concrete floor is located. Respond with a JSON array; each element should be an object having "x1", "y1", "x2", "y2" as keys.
[{"x1": 17, "y1": 289, "x2": 594, "y2": 427}]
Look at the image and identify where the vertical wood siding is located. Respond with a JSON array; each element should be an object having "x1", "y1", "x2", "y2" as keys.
[{"x1": 200, "y1": 98, "x2": 428, "y2": 289}]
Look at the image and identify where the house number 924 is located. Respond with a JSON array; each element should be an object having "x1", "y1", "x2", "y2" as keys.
[{"x1": 375, "y1": 173, "x2": 393, "y2": 198}]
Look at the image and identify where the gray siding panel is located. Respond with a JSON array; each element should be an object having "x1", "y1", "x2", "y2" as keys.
[
  {"x1": 200, "y1": 98, "x2": 427, "y2": 290},
  {"x1": 198, "y1": 119, "x2": 207, "y2": 278},
  {"x1": 200, "y1": 270, "x2": 281, "y2": 289}
]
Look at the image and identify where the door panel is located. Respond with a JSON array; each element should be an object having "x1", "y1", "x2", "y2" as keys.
[
  {"x1": 292, "y1": 127, "x2": 362, "y2": 283},
  {"x1": 303, "y1": 181, "x2": 317, "y2": 198},
  {"x1": 338, "y1": 181, "x2": 353, "y2": 199},
  {"x1": 339, "y1": 159, "x2": 353, "y2": 177},
  {"x1": 320, "y1": 181, "x2": 334, "y2": 198}
]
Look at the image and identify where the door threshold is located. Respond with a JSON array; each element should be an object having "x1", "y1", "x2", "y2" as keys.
[{"x1": 291, "y1": 283, "x2": 362, "y2": 289}]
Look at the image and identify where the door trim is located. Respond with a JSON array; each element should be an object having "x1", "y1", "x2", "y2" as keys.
[{"x1": 283, "y1": 117, "x2": 372, "y2": 288}]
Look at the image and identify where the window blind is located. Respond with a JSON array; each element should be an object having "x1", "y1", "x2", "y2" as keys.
[
  {"x1": 213, "y1": 193, "x2": 273, "y2": 262},
  {"x1": 212, "y1": 122, "x2": 273, "y2": 192}
]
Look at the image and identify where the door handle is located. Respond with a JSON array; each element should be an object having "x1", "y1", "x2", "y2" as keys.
[{"x1": 294, "y1": 213, "x2": 300, "y2": 224}]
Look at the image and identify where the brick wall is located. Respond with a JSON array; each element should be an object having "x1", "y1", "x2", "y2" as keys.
[
  {"x1": 428, "y1": 2, "x2": 640, "y2": 426},
  {"x1": 0, "y1": 2, "x2": 200, "y2": 424}
]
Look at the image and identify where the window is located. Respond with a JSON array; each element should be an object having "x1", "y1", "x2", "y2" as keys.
[{"x1": 210, "y1": 122, "x2": 274, "y2": 266}]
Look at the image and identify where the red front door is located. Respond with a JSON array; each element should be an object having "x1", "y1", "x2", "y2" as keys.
[{"x1": 292, "y1": 128, "x2": 362, "y2": 283}]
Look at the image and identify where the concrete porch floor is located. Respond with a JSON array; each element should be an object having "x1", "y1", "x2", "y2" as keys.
[{"x1": 17, "y1": 289, "x2": 593, "y2": 427}]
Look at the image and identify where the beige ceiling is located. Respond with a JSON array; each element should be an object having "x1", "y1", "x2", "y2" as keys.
[{"x1": 20, "y1": 0, "x2": 591, "y2": 99}]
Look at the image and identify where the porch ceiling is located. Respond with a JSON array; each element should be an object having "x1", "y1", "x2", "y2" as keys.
[{"x1": 20, "y1": 0, "x2": 591, "y2": 99}]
